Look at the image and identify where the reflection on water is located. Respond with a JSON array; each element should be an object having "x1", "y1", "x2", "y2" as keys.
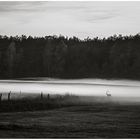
[{"x1": 0, "y1": 78, "x2": 140, "y2": 98}]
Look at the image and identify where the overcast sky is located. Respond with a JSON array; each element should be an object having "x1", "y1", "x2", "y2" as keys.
[{"x1": 0, "y1": 1, "x2": 140, "y2": 39}]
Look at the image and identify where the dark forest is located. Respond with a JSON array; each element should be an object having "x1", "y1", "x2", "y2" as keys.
[{"x1": 0, "y1": 34, "x2": 140, "y2": 79}]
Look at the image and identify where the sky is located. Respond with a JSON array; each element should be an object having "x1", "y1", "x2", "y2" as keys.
[{"x1": 0, "y1": 1, "x2": 140, "y2": 39}]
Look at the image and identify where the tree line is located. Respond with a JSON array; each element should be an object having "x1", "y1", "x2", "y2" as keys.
[{"x1": 0, "y1": 34, "x2": 140, "y2": 80}]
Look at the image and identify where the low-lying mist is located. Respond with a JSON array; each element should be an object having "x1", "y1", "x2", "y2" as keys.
[
  {"x1": 78, "y1": 95, "x2": 140, "y2": 105},
  {"x1": 0, "y1": 78, "x2": 140, "y2": 104}
]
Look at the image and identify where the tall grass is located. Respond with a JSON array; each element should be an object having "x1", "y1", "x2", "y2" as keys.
[{"x1": 0, "y1": 93, "x2": 80, "y2": 112}]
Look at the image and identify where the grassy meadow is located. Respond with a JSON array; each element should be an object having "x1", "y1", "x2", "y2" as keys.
[{"x1": 0, "y1": 93, "x2": 140, "y2": 138}]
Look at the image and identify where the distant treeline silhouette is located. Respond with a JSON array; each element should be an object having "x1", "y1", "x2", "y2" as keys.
[{"x1": 0, "y1": 34, "x2": 140, "y2": 79}]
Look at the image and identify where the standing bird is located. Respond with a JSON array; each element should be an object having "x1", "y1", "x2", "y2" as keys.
[{"x1": 106, "y1": 90, "x2": 111, "y2": 97}]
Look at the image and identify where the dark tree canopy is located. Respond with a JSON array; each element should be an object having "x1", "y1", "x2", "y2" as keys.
[{"x1": 0, "y1": 34, "x2": 140, "y2": 80}]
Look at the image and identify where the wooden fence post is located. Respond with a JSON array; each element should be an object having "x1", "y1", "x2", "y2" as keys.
[
  {"x1": 0, "y1": 93, "x2": 2, "y2": 103},
  {"x1": 19, "y1": 91, "x2": 21, "y2": 99},
  {"x1": 41, "y1": 92, "x2": 43, "y2": 100},
  {"x1": 8, "y1": 91, "x2": 11, "y2": 101},
  {"x1": 47, "y1": 94, "x2": 50, "y2": 100}
]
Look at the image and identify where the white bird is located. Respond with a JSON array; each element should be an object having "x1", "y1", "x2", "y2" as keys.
[{"x1": 106, "y1": 90, "x2": 111, "y2": 97}]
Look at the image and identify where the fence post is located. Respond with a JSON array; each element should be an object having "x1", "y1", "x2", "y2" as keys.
[
  {"x1": 8, "y1": 91, "x2": 11, "y2": 101},
  {"x1": 0, "y1": 93, "x2": 2, "y2": 103},
  {"x1": 19, "y1": 91, "x2": 21, "y2": 99},
  {"x1": 41, "y1": 92, "x2": 43, "y2": 100},
  {"x1": 47, "y1": 94, "x2": 50, "y2": 100}
]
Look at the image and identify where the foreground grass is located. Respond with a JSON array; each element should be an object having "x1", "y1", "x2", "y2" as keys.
[
  {"x1": 0, "y1": 95, "x2": 140, "y2": 138},
  {"x1": 0, "y1": 94, "x2": 80, "y2": 112},
  {"x1": 0, "y1": 99, "x2": 140, "y2": 138}
]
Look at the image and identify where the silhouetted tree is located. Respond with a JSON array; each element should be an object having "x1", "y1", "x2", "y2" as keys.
[
  {"x1": 0, "y1": 34, "x2": 140, "y2": 79},
  {"x1": 6, "y1": 42, "x2": 16, "y2": 78}
]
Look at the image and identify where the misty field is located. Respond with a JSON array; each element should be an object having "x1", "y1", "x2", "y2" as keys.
[
  {"x1": 1, "y1": 78, "x2": 140, "y2": 97},
  {"x1": 0, "y1": 79, "x2": 140, "y2": 138},
  {"x1": 0, "y1": 101, "x2": 140, "y2": 138}
]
